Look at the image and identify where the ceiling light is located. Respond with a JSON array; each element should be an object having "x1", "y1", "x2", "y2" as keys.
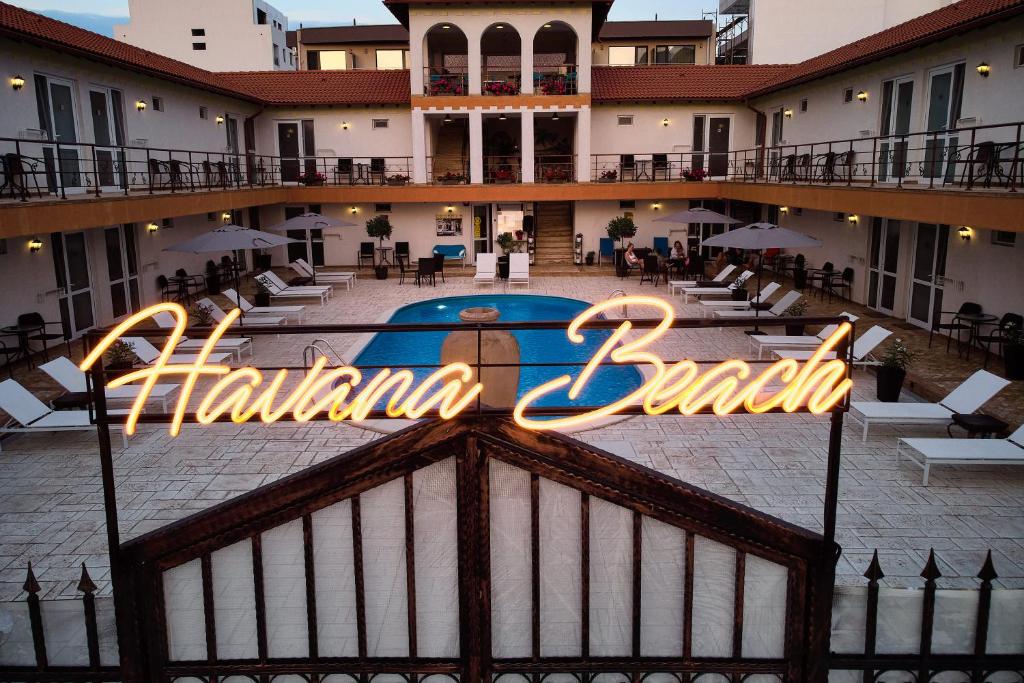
[
  {"x1": 552, "y1": 112, "x2": 559, "y2": 120},
  {"x1": 443, "y1": 113, "x2": 453, "y2": 123}
]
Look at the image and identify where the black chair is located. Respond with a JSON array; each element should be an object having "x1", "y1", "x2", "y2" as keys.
[
  {"x1": 639, "y1": 254, "x2": 661, "y2": 285},
  {"x1": 433, "y1": 253, "x2": 447, "y2": 283},
  {"x1": 335, "y1": 158, "x2": 353, "y2": 185},
  {"x1": 17, "y1": 312, "x2": 66, "y2": 362},
  {"x1": 0, "y1": 336, "x2": 18, "y2": 378},
  {"x1": 396, "y1": 254, "x2": 415, "y2": 285},
  {"x1": 357, "y1": 242, "x2": 375, "y2": 268},
  {"x1": 1, "y1": 152, "x2": 43, "y2": 200},
  {"x1": 395, "y1": 241, "x2": 410, "y2": 262},
  {"x1": 826, "y1": 267, "x2": 854, "y2": 302},
  {"x1": 686, "y1": 253, "x2": 705, "y2": 279},
  {"x1": 976, "y1": 313, "x2": 1023, "y2": 369},
  {"x1": 156, "y1": 274, "x2": 175, "y2": 302},
  {"x1": 175, "y1": 268, "x2": 204, "y2": 299},
  {"x1": 806, "y1": 262, "x2": 834, "y2": 298},
  {"x1": 930, "y1": 301, "x2": 982, "y2": 352},
  {"x1": 416, "y1": 257, "x2": 436, "y2": 287}
]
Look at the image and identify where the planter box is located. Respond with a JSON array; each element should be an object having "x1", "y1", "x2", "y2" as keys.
[
  {"x1": 440, "y1": 179, "x2": 465, "y2": 185},
  {"x1": 387, "y1": 180, "x2": 408, "y2": 186}
]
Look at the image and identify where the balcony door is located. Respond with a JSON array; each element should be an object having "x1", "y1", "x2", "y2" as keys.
[
  {"x1": 867, "y1": 217, "x2": 901, "y2": 315},
  {"x1": 104, "y1": 224, "x2": 141, "y2": 320},
  {"x1": 692, "y1": 115, "x2": 732, "y2": 177},
  {"x1": 51, "y1": 231, "x2": 95, "y2": 338},
  {"x1": 877, "y1": 76, "x2": 913, "y2": 182},
  {"x1": 277, "y1": 120, "x2": 315, "y2": 183},
  {"x1": 88, "y1": 86, "x2": 127, "y2": 191},
  {"x1": 921, "y1": 63, "x2": 965, "y2": 182},
  {"x1": 36, "y1": 75, "x2": 84, "y2": 194},
  {"x1": 908, "y1": 223, "x2": 949, "y2": 329}
]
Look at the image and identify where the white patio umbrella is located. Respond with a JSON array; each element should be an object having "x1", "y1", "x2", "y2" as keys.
[
  {"x1": 265, "y1": 212, "x2": 356, "y2": 231},
  {"x1": 653, "y1": 206, "x2": 743, "y2": 225},
  {"x1": 164, "y1": 224, "x2": 300, "y2": 323},
  {"x1": 701, "y1": 222, "x2": 822, "y2": 331}
]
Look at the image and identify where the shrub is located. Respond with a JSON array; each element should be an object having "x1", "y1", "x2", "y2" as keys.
[
  {"x1": 366, "y1": 215, "x2": 394, "y2": 246},
  {"x1": 606, "y1": 215, "x2": 638, "y2": 244}
]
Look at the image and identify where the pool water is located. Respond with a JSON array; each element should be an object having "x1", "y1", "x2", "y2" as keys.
[{"x1": 353, "y1": 294, "x2": 644, "y2": 410}]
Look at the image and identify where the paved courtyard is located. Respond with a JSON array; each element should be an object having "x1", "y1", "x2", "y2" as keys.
[{"x1": 0, "y1": 270, "x2": 1022, "y2": 601}]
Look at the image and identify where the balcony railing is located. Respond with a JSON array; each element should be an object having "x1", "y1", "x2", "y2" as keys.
[
  {"x1": 424, "y1": 66, "x2": 469, "y2": 96},
  {"x1": 534, "y1": 65, "x2": 578, "y2": 95},
  {"x1": 536, "y1": 155, "x2": 575, "y2": 183},
  {"x1": 482, "y1": 70, "x2": 521, "y2": 96},
  {"x1": 483, "y1": 156, "x2": 520, "y2": 183},
  {"x1": 426, "y1": 158, "x2": 469, "y2": 185}
]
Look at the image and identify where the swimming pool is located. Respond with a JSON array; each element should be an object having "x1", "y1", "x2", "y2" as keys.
[{"x1": 352, "y1": 294, "x2": 644, "y2": 410}]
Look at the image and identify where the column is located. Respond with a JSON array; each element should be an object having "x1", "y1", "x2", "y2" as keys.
[
  {"x1": 468, "y1": 35, "x2": 482, "y2": 96},
  {"x1": 520, "y1": 37, "x2": 534, "y2": 94},
  {"x1": 469, "y1": 109, "x2": 484, "y2": 185},
  {"x1": 575, "y1": 107, "x2": 591, "y2": 183},
  {"x1": 411, "y1": 109, "x2": 427, "y2": 184},
  {"x1": 521, "y1": 109, "x2": 535, "y2": 183}
]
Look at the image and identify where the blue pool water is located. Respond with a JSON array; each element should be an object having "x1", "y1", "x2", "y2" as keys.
[{"x1": 353, "y1": 295, "x2": 644, "y2": 409}]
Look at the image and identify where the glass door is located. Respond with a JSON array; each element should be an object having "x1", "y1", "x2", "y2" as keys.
[
  {"x1": 104, "y1": 224, "x2": 140, "y2": 320},
  {"x1": 922, "y1": 64, "x2": 965, "y2": 182},
  {"x1": 867, "y1": 217, "x2": 901, "y2": 315},
  {"x1": 51, "y1": 231, "x2": 95, "y2": 338},
  {"x1": 89, "y1": 87, "x2": 127, "y2": 191},
  {"x1": 473, "y1": 205, "x2": 492, "y2": 259},
  {"x1": 769, "y1": 108, "x2": 784, "y2": 179},
  {"x1": 41, "y1": 76, "x2": 83, "y2": 194},
  {"x1": 707, "y1": 117, "x2": 731, "y2": 177},
  {"x1": 877, "y1": 77, "x2": 913, "y2": 182},
  {"x1": 278, "y1": 122, "x2": 301, "y2": 182},
  {"x1": 908, "y1": 223, "x2": 949, "y2": 329}
]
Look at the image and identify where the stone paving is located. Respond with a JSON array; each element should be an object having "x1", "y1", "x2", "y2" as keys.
[{"x1": 0, "y1": 270, "x2": 1022, "y2": 601}]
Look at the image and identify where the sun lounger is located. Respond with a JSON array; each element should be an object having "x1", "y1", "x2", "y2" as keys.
[
  {"x1": 851, "y1": 369, "x2": 1011, "y2": 442},
  {"x1": 39, "y1": 356, "x2": 178, "y2": 413},
  {"x1": 261, "y1": 271, "x2": 333, "y2": 298},
  {"x1": 474, "y1": 253, "x2": 497, "y2": 286},
  {"x1": 699, "y1": 282, "x2": 781, "y2": 316},
  {"x1": 897, "y1": 423, "x2": 1024, "y2": 484},
  {"x1": 668, "y1": 264, "x2": 736, "y2": 295},
  {"x1": 0, "y1": 378, "x2": 127, "y2": 451},
  {"x1": 222, "y1": 289, "x2": 304, "y2": 323},
  {"x1": 123, "y1": 337, "x2": 232, "y2": 366},
  {"x1": 254, "y1": 273, "x2": 329, "y2": 307},
  {"x1": 748, "y1": 312, "x2": 859, "y2": 359},
  {"x1": 713, "y1": 290, "x2": 801, "y2": 319},
  {"x1": 508, "y1": 253, "x2": 530, "y2": 288},
  {"x1": 681, "y1": 271, "x2": 753, "y2": 303},
  {"x1": 197, "y1": 298, "x2": 285, "y2": 328},
  {"x1": 152, "y1": 311, "x2": 253, "y2": 360},
  {"x1": 290, "y1": 260, "x2": 354, "y2": 290},
  {"x1": 771, "y1": 325, "x2": 891, "y2": 366}
]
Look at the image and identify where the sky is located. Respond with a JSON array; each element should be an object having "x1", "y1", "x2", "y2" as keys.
[{"x1": 11, "y1": 0, "x2": 712, "y2": 33}]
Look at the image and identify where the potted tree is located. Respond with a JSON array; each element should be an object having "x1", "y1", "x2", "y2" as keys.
[
  {"x1": 606, "y1": 215, "x2": 638, "y2": 276},
  {"x1": 782, "y1": 299, "x2": 809, "y2": 336},
  {"x1": 1004, "y1": 324, "x2": 1024, "y2": 380},
  {"x1": 496, "y1": 231, "x2": 519, "y2": 279},
  {"x1": 191, "y1": 301, "x2": 216, "y2": 328},
  {"x1": 585, "y1": 251, "x2": 595, "y2": 266},
  {"x1": 366, "y1": 215, "x2": 393, "y2": 280},
  {"x1": 876, "y1": 338, "x2": 918, "y2": 402},
  {"x1": 104, "y1": 339, "x2": 136, "y2": 379},
  {"x1": 204, "y1": 260, "x2": 221, "y2": 295},
  {"x1": 792, "y1": 253, "x2": 808, "y2": 290},
  {"x1": 254, "y1": 280, "x2": 271, "y2": 307}
]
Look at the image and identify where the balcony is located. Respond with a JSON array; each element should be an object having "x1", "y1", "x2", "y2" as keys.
[
  {"x1": 424, "y1": 67, "x2": 469, "y2": 96},
  {"x1": 534, "y1": 65, "x2": 578, "y2": 96}
]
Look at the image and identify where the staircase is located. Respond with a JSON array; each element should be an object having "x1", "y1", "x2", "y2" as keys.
[
  {"x1": 432, "y1": 120, "x2": 468, "y2": 180},
  {"x1": 534, "y1": 202, "x2": 575, "y2": 265}
]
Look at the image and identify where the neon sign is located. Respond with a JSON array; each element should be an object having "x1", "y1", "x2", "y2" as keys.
[{"x1": 80, "y1": 298, "x2": 853, "y2": 435}]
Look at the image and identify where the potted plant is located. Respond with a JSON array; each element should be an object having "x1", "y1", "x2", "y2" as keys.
[
  {"x1": 496, "y1": 232, "x2": 520, "y2": 279},
  {"x1": 606, "y1": 215, "x2": 637, "y2": 276},
  {"x1": 366, "y1": 214, "x2": 393, "y2": 280},
  {"x1": 731, "y1": 279, "x2": 750, "y2": 301},
  {"x1": 599, "y1": 169, "x2": 618, "y2": 183},
  {"x1": 514, "y1": 229, "x2": 525, "y2": 241},
  {"x1": 1004, "y1": 324, "x2": 1024, "y2": 380},
  {"x1": 254, "y1": 281, "x2": 271, "y2": 307},
  {"x1": 439, "y1": 171, "x2": 467, "y2": 185},
  {"x1": 492, "y1": 168, "x2": 515, "y2": 184},
  {"x1": 681, "y1": 167, "x2": 707, "y2": 182},
  {"x1": 191, "y1": 301, "x2": 216, "y2": 328},
  {"x1": 386, "y1": 174, "x2": 410, "y2": 186},
  {"x1": 543, "y1": 167, "x2": 571, "y2": 183},
  {"x1": 876, "y1": 338, "x2": 918, "y2": 402},
  {"x1": 782, "y1": 299, "x2": 809, "y2": 335},
  {"x1": 585, "y1": 250, "x2": 595, "y2": 266},
  {"x1": 204, "y1": 260, "x2": 221, "y2": 295},
  {"x1": 300, "y1": 170, "x2": 326, "y2": 186},
  {"x1": 792, "y1": 253, "x2": 808, "y2": 289},
  {"x1": 104, "y1": 339, "x2": 136, "y2": 379}
]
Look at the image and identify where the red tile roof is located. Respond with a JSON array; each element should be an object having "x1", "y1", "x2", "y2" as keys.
[
  {"x1": 750, "y1": 0, "x2": 1024, "y2": 96},
  {"x1": 592, "y1": 65, "x2": 792, "y2": 102},
  {"x1": 219, "y1": 70, "x2": 411, "y2": 106}
]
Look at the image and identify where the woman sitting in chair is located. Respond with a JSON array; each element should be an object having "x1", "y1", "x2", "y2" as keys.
[{"x1": 624, "y1": 243, "x2": 640, "y2": 268}]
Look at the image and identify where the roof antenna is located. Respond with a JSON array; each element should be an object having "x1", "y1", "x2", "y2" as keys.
[
  {"x1": 654, "y1": 13, "x2": 658, "y2": 21},
  {"x1": 353, "y1": 18, "x2": 356, "y2": 26}
]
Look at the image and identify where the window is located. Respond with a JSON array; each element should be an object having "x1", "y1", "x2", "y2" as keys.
[
  {"x1": 152, "y1": 96, "x2": 163, "y2": 111},
  {"x1": 843, "y1": 88, "x2": 854, "y2": 103},
  {"x1": 1016, "y1": 44, "x2": 1024, "y2": 68},
  {"x1": 256, "y1": 8, "x2": 267, "y2": 24},
  {"x1": 619, "y1": 200, "x2": 635, "y2": 209},
  {"x1": 617, "y1": 115, "x2": 634, "y2": 126},
  {"x1": 311, "y1": 50, "x2": 347, "y2": 70},
  {"x1": 992, "y1": 230, "x2": 1017, "y2": 246},
  {"x1": 372, "y1": 119, "x2": 389, "y2": 129},
  {"x1": 192, "y1": 42, "x2": 206, "y2": 51},
  {"x1": 833, "y1": 212, "x2": 846, "y2": 222},
  {"x1": 654, "y1": 45, "x2": 696, "y2": 65},
  {"x1": 792, "y1": 207, "x2": 803, "y2": 216},
  {"x1": 375, "y1": 203, "x2": 392, "y2": 213},
  {"x1": 273, "y1": 43, "x2": 280, "y2": 66},
  {"x1": 199, "y1": 106, "x2": 208, "y2": 119},
  {"x1": 191, "y1": 28, "x2": 205, "y2": 36},
  {"x1": 800, "y1": 98, "x2": 808, "y2": 112},
  {"x1": 161, "y1": 217, "x2": 174, "y2": 228},
  {"x1": 376, "y1": 49, "x2": 405, "y2": 70},
  {"x1": 608, "y1": 46, "x2": 647, "y2": 66}
]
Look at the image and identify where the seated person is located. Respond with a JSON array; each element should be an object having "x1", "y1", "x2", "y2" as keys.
[{"x1": 624, "y1": 243, "x2": 640, "y2": 268}]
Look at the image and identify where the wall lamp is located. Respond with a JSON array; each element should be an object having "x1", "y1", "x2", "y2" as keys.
[
  {"x1": 28, "y1": 237, "x2": 42, "y2": 253},
  {"x1": 341, "y1": 121, "x2": 350, "y2": 130},
  {"x1": 11, "y1": 75, "x2": 24, "y2": 91},
  {"x1": 958, "y1": 226, "x2": 972, "y2": 241},
  {"x1": 856, "y1": 90, "x2": 868, "y2": 102},
  {"x1": 783, "y1": 109, "x2": 793, "y2": 118},
  {"x1": 445, "y1": 205, "x2": 456, "y2": 214},
  {"x1": 976, "y1": 62, "x2": 990, "y2": 77},
  {"x1": 215, "y1": 115, "x2": 225, "y2": 125},
  {"x1": 847, "y1": 214, "x2": 859, "y2": 225},
  {"x1": 661, "y1": 118, "x2": 670, "y2": 127},
  {"x1": 221, "y1": 212, "x2": 232, "y2": 222},
  {"x1": 652, "y1": 202, "x2": 662, "y2": 211},
  {"x1": 135, "y1": 99, "x2": 146, "y2": 111},
  {"x1": 350, "y1": 206, "x2": 358, "y2": 214},
  {"x1": 779, "y1": 206, "x2": 789, "y2": 215},
  {"x1": 146, "y1": 222, "x2": 160, "y2": 234}
]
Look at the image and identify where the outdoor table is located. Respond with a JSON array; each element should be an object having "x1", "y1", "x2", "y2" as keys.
[
  {"x1": 0, "y1": 322, "x2": 44, "y2": 368},
  {"x1": 948, "y1": 413, "x2": 1008, "y2": 438},
  {"x1": 167, "y1": 276, "x2": 194, "y2": 305},
  {"x1": 954, "y1": 312, "x2": 998, "y2": 359},
  {"x1": 634, "y1": 159, "x2": 653, "y2": 181},
  {"x1": 376, "y1": 246, "x2": 394, "y2": 266}
]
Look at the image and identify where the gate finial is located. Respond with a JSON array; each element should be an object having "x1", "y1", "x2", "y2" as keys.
[
  {"x1": 76, "y1": 563, "x2": 97, "y2": 594},
  {"x1": 23, "y1": 562, "x2": 40, "y2": 594},
  {"x1": 863, "y1": 549, "x2": 884, "y2": 583},
  {"x1": 921, "y1": 548, "x2": 942, "y2": 582},
  {"x1": 977, "y1": 549, "x2": 997, "y2": 583}
]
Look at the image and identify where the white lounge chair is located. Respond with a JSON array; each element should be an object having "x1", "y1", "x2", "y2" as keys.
[
  {"x1": 254, "y1": 273, "x2": 329, "y2": 308},
  {"x1": 714, "y1": 290, "x2": 801, "y2": 319},
  {"x1": 748, "y1": 312, "x2": 860, "y2": 359},
  {"x1": 262, "y1": 271, "x2": 333, "y2": 298},
  {"x1": 474, "y1": 253, "x2": 497, "y2": 286},
  {"x1": 682, "y1": 271, "x2": 753, "y2": 303},
  {"x1": 771, "y1": 325, "x2": 891, "y2": 366},
  {"x1": 222, "y1": 289, "x2": 305, "y2": 323},
  {"x1": 699, "y1": 282, "x2": 781, "y2": 316},
  {"x1": 123, "y1": 337, "x2": 233, "y2": 366},
  {"x1": 197, "y1": 298, "x2": 285, "y2": 328},
  {"x1": 294, "y1": 259, "x2": 356, "y2": 289},
  {"x1": 508, "y1": 253, "x2": 530, "y2": 288},
  {"x1": 851, "y1": 369, "x2": 1011, "y2": 442},
  {"x1": 152, "y1": 311, "x2": 254, "y2": 361},
  {"x1": 0, "y1": 378, "x2": 127, "y2": 451},
  {"x1": 668, "y1": 264, "x2": 736, "y2": 295},
  {"x1": 897, "y1": 423, "x2": 1024, "y2": 485},
  {"x1": 39, "y1": 356, "x2": 178, "y2": 413}
]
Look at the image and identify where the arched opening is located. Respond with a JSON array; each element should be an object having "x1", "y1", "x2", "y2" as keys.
[
  {"x1": 423, "y1": 23, "x2": 469, "y2": 96},
  {"x1": 532, "y1": 21, "x2": 578, "y2": 95},
  {"x1": 480, "y1": 23, "x2": 522, "y2": 95}
]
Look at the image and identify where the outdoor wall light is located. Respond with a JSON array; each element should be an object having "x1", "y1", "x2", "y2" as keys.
[
  {"x1": 552, "y1": 112, "x2": 559, "y2": 120},
  {"x1": 856, "y1": 91, "x2": 868, "y2": 102},
  {"x1": 146, "y1": 222, "x2": 159, "y2": 234},
  {"x1": 445, "y1": 205, "x2": 456, "y2": 214},
  {"x1": 341, "y1": 121, "x2": 350, "y2": 130},
  {"x1": 11, "y1": 75, "x2": 24, "y2": 91},
  {"x1": 28, "y1": 237, "x2": 42, "y2": 253},
  {"x1": 847, "y1": 214, "x2": 859, "y2": 225},
  {"x1": 350, "y1": 206, "x2": 358, "y2": 214},
  {"x1": 959, "y1": 226, "x2": 973, "y2": 241},
  {"x1": 652, "y1": 202, "x2": 662, "y2": 211},
  {"x1": 779, "y1": 206, "x2": 789, "y2": 214},
  {"x1": 215, "y1": 115, "x2": 225, "y2": 125},
  {"x1": 976, "y1": 62, "x2": 991, "y2": 77},
  {"x1": 135, "y1": 99, "x2": 146, "y2": 111},
  {"x1": 662, "y1": 118, "x2": 670, "y2": 127},
  {"x1": 783, "y1": 109, "x2": 793, "y2": 118},
  {"x1": 221, "y1": 212, "x2": 232, "y2": 222}
]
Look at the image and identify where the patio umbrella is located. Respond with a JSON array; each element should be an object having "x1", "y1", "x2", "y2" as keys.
[
  {"x1": 701, "y1": 222, "x2": 822, "y2": 332},
  {"x1": 653, "y1": 207, "x2": 743, "y2": 225},
  {"x1": 265, "y1": 212, "x2": 356, "y2": 232},
  {"x1": 164, "y1": 224, "x2": 300, "y2": 323}
]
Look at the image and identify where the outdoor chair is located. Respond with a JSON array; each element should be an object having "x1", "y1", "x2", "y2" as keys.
[
  {"x1": 474, "y1": 253, "x2": 497, "y2": 286},
  {"x1": 779, "y1": 154, "x2": 797, "y2": 182},
  {"x1": 174, "y1": 268, "x2": 204, "y2": 300},
  {"x1": 396, "y1": 255, "x2": 415, "y2": 285},
  {"x1": 39, "y1": 356, "x2": 179, "y2": 413},
  {"x1": 148, "y1": 158, "x2": 169, "y2": 189},
  {"x1": 335, "y1": 158, "x2": 354, "y2": 185},
  {"x1": 253, "y1": 273, "x2": 329, "y2": 307},
  {"x1": 122, "y1": 336, "x2": 233, "y2": 366},
  {"x1": 151, "y1": 310, "x2": 254, "y2": 360},
  {"x1": 652, "y1": 237, "x2": 669, "y2": 256},
  {"x1": 598, "y1": 238, "x2": 615, "y2": 265},
  {"x1": 898, "y1": 422, "x2": 1024, "y2": 485},
  {"x1": 416, "y1": 257, "x2": 436, "y2": 287},
  {"x1": 1, "y1": 152, "x2": 43, "y2": 200},
  {"x1": 975, "y1": 312, "x2": 1023, "y2": 369},
  {"x1": 805, "y1": 262, "x2": 834, "y2": 298},
  {"x1": 292, "y1": 259, "x2": 355, "y2": 289},
  {"x1": 395, "y1": 242, "x2": 410, "y2": 263},
  {"x1": 700, "y1": 282, "x2": 781, "y2": 316},
  {"x1": 0, "y1": 336, "x2": 18, "y2": 378},
  {"x1": 16, "y1": 312, "x2": 66, "y2": 362},
  {"x1": 681, "y1": 270, "x2": 753, "y2": 303},
  {"x1": 771, "y1": 325, "x2": 892, "y2": 366},
  {"x1": 196, "y1": 298, "x2": 286, "y2": 328},
  {"x1": 156, "y1": 275, "x2": 176, "y2": 302},
  {"x1": 508, "y1": 253, "x2": 530, "y2": 289},
  {"x1": 357, "y1": 242, "x2": 375, "y2": 268},
  {"x1": 826, "y1": 267, "x2": 855, "y2": 302},
  {"x1": 851, "y1": 369, "x2": 1010, "y2": 442},
  {"x1": 0, "y1": 378, "x2": 127, "y2": 451},
  {"x1": 433, "y1": 253, "x2": 447, "y2": 283},
  {"x1": 261, "y1": 271, "x2": 332, "y2": 298},
  {"x1": 223, "y1": 289, "x2": 305, "y2": 323},
  {"x1": 748, "y1": 312, "x2": 859, "y2": 359},
  {"x1": 669, "y1": 262, "x2": 733, "y2": 295},
  {"x1": 639, "y1": 254, "x2": 661, "y2": 285},
  {"x1": 929, "y1": 301, "x2": 982, "y2": 352},
  {"x1": 714, "y1": 290, "x2": 801, "y2": 319}
]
